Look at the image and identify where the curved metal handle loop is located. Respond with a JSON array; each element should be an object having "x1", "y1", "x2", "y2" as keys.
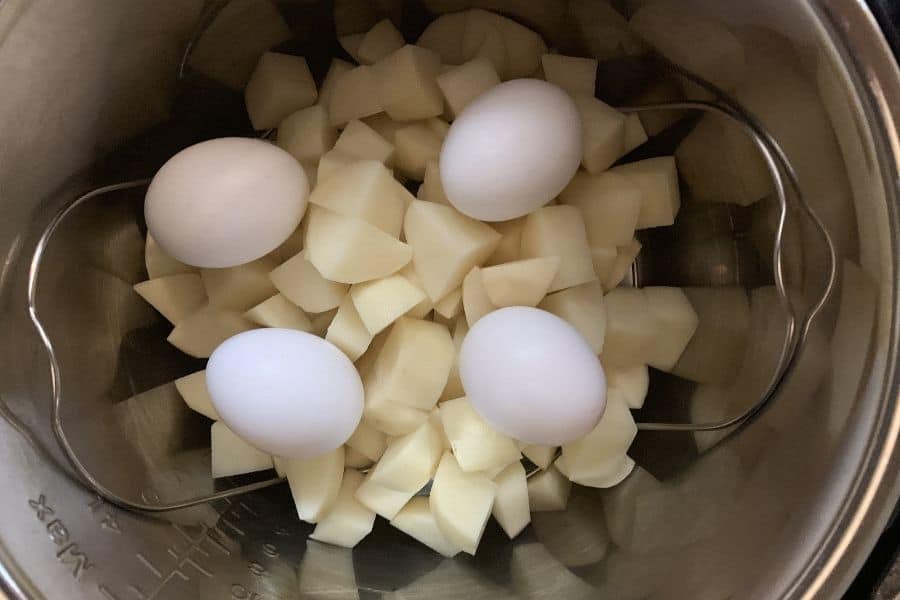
[{"x1": 27, "y1": 180, "x2": 285, "y2": 512}]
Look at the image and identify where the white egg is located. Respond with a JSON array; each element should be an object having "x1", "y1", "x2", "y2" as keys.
[
  {"x1": 145, "y1": 137, "x2": 309, "y2": 268},
  {"x1": 458, "y1": 306, "x2": 606, "y2": 446},
  {"x1": 440, "y1": 79, "x2": 583, "y2": 222},
  {"x1": 206, "y1": 328, "x2": 363, "y2": 458}
]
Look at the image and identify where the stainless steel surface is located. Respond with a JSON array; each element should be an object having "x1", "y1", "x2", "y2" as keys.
[{"x1": 0, "y1": 1, "x2": 898, "y2": 599}]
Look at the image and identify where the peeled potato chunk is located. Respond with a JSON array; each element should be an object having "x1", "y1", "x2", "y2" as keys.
[
  {"x1": 417, "y1": 11, "x2": 467, "y2": 64},
  {"x1": 623, "y1": 113, "x2": 648, "y2": 155},
  {"x1": 418, "y1": 160, "x2": 451, "y2": 204},
  {"x1": 492, "y1": 462, "x2": 531, "y2": 539},
  {"x1": 572, "y1": 95, "x2": 626, "y2": 174},
  {"x1": 145, "y1": 234, "x2": 196, "y2": 279},
  {"x1": 350, "y1": 274, "x2": 426, "y2": 335},
  {"x1": 328, "y1": 65, "x2": 384, "y2": 126},
  {"x1": 527, "y1": 465, "x2": 571, "y2": 512},
  {"x1": 134, "y1": 274, "x2": 206, "y2": 325},
  {"x1": 559, "y1": 171, "x2": 642, "y2": 247},
  {"x1": 562, "y1": 390, "x2": 637, "y2": 486},
  {"x1": 354, "y1": 472, "x2": 414, "y2": 520},
  {"x1": 306, "y1": 207, "x2": 412, "y2": 284},
  {"x1": 310, "y1": 160, "x2": 407, "y2": 238},
  {"x1": 541, "y1": 54, "x2": 597, "y2": 97},
  {"x1": 539, "y1": 281, "x2": 606, "y2": 354},
  {"x1": 434, "y1": 287, "x2": 463, "y2": 319},
  {"x1": 481, "y1": 257, "x2": 560, "y2": 308},
  {"x1": 606, "y1": 364, "x2": 649, "y2": 410},
  {"x1": 317, "y1": 58, "x2": 354, "y2": 111},
  {"x1": 344, "y1": 447, "x2": 373, "y2": 469},
  {"x1": 277, "y1": 104, "x2": 336, "y2": 163},
  {"x1": 357, "y1": 18, "x2": 405, "y2": 64},
  {"x1": 369, "y1": 421, "x2": 443, "y2": 493},
  {"x1": 370, "y1": 316, "x2": 455, "y2": 410},
  {"x1": 394, "y1": 123, "x2": 443, "y2": 180},
  {"x1": 437, "y1": 57, "x2": 501, "y2": 118},
  {"x1": 168, "y1": 307, "x2": 255, "y2": 358},
  {"x1": 439, "y1": 315, "x2": 469, "y2": 402},
  {"x1": 374, "y1": 44, "x2": 444, "y2": 121},
  {"x1": 317, "y1": 149, "x2": 358, "y2": 183},
  {"x1": 174, "y1": 370, "x2": 220, "y2": 420},
  {"x1": 604, "y1": 238, "x2": 642, "y2": 290},
  {"x1": 485, "y1": 218, "x2": 524, "y2": 266},
  {"x1": 243, "y1": 294, "x2": 312, "y2": 331},
  {"x1": 334, "y1": 119, "x2": 395, "y2": 164},
  {"x1": 600, "y1": 288, "x2": 655, "y2": 367},
  {"x1": 520, "y1": 443, "x2": 556, "y2": 470},
  {"x1": 364, "y1": 376, "x2": 430, "y2": 436},
  {"x1": 439, "y1": 397, "x2": 520, "y2": 473},
  {"x1": 430, "y1": 452, "x2": 497, "y2": 555},
  {"x1": 270, "y1": 250, "x2": 349, "y2": 314},
  {"x1": 520, "y1": 205, "x2": 596, "y2": 293},
  {"x1": 346, "y1": 420, "x2": 387, "y2": 462},
  {"x1": 462, "y1": 266, "x2": 497, "y2": 326},
  {"x1": 326, "y1": 295, "x2": 374, "y2": 361},
  {"x1": 245, "y1": 52, "x2": 318, "y2": 130},
  {"x1": 643, "y1": 286, "x2": 700, "y2": 371},
  {"x1": 404, "y1": 200, "x2": 501, "y2": 302},
  {"x1": 610, "y1": 156, "x2": 680, "y2": 229},
  {"x1": 211, "y1": 422, "x2": 273, "y2": 478},
  {"x1": 201, "y1": 258, "x2": 277, "y2": 312},
  {"x1": 310, "y1": 469, "x2": 376, "y2": 548},
  {"x1": 284, "y1": 447, "x2": 345, "y2": 523},
  {"x1": 391, "y1": 496, "x2": 461, "y2": 557}
]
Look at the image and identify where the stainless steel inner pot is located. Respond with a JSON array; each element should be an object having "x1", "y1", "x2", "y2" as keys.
[{"x1": 0, "y1": 1, "x2": 898, "y2": 599}]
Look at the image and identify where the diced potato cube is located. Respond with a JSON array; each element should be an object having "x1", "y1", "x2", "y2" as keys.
[
  {"x1": 134, "y1": 274, "x2": 206, "y2": 325},
  {"x1": 480, "y1": 257, "x2": 560, "y2": 308},
  {"x1": 371, "y1": 316, "x2": 455, "y2": 410},
  {"x1": 623, "y1": 113, "x2": 648, "y2": 154},
  {"x1": 369, "y1": 421, "x2": 443, "y2": 492},
  {"x1": 572, "y1": 95, "x2": 626, "y2": 174},
  {"x1": 562, "y1": 390, "x2": 636, "y2": 484},
  {"x1": 145, "y1": 234, "x2": 196, "y2": 279},
  {"x1": 520, "y1": 443, "x2": 556, "y2": 470},
  {"x1": 201, "y1": 258, "x2": 277, "y2": 311},
  {"x1": 310, "y1": 469, "x2": 376, "y2": 548},
  {"x1": 328, "y1": 66, "x2": 384, "y2": 126},
  {"x1": 485, "y1": 218, "x2": 524, "y2": 266},
  {"x1": 334, "y1": 119, "x2": 395, "y2": 164},
  {"x1": 404, "y1": 200, "x2": 501, "y2": 301},
  {"x1": 362, "y1": 113, "x2": 406, "y2": 143},
  {"x1": 243, "y1": 293, "x2": 312, "y2": 331},
  {"x1": 591, "y1": 244, "x2": 618, "y2": 284},
  {"x1": 174, "y1": 370, "x2": 220, "y2": 420},
  {"x1": 310, "y1": 160, "x2": 407, "y2": 237},
  {"x1": 520, "y1": 205, "x2": 596, "y2": 292},
  {"x1": 357, "y1": 19, "x2": 405, "y2": 64},
  {"x1": 350, "y1": 274, "x2": 426, "y2": 335},
  {"x1": 643, "y1": 286, "x2": 699, "y2": 371},
  {"x1": 492, "y1": 462, "x2": 531, "y2": 539},
  {"x1": 609, "y1": 156, "x2": 680, "y2": 229},
  {"x1": 284, "y1": 447, "x2": 345, "y2": 523},
  {"x1": 317, "y1": 149, "x2": 357, "y2": 182},
  {"x1": 437, "y1": 57, "x2": 501, "y2": 118},
  {"x1": 270, "y1": 250, "x2": 349, "y2": 313},
  {"x1": 439, "y1": 315, "x2": 468, "y2": 401},
  {"x1": 317, "y1": 58, "x2": 354, "y2": 111},
  {"x1": 391, "y1": 496, "x2": 461, "y2": 557},
  {"x1": 374, "y1": 45, "x2": 444, "y2": 121},
  {"x1": 326, "y1": 295, "x2": 373, "y2": 361},
  {"x1": 339, "y1": 33, "x2": 365, "y2": 62},
  {"x1": 426, "y1": 116, "x2": 451, "y2": 140},
  {"x1": 462, "y1": 266, "x2": 497, "y2": 326},
  {"x1": 211, "y1": 422, "x2": 273, "y2": 477},
  {"x1": 541, "y1": 54, "x2": 597, "y2": 97},
  {"x1": 245, "y1": 53, "x2": 317, "y2": 130},
  {"x1": 539, "y1": 281, "x2": 606, "y2": 353},
  {"x1": 417, "y1": 12, "x2": 467, "y2": 64},
  {"x1": 434, "y1": 287, "x2": 463, "y2": 319},
  {"x1": 344, "y1": 447, "x2": 373, "y2": 469},
  {"x1": 188, "y1": 0, "x2": 291, "y2": 90},
  {"x1": 462, "y1": 12, "x2": 509, "y2": 79},
  {"x1": 346, "y1": 420, "x2": 387, "y2": 462},
  {"x1": 601, "y1": 288, "x2": 655, "y2": 367},
  {"x1": 670, "y1": 287, "x2": 750, "y2": 384},
  {"x1": 399, "y1": 264, "x2": 434, "y2": 318},
  {"x1": 527, "y1": 465, "x2": 571, "y2": 511},
  {"x1": 559, "y1": 171, "x2": 642, "y2": 247},
  {"x1": 439, "y1": 397, "x2": 520, "y2": 473},
  {"x1": 490, "y1": 11, "x2": 548, "y2": 79},
  {"x1": 277, "y1": 105, "x2": 337, "y2": 163},
  {"x1": 364, "y1": 375, "x2": 429, "y2": 436},
  {"x1": 306, "y1": 207, "x2": 412, "y2": 284},
  {"x1": 606, "y1": 364, "x2": 649, "y2": 410},
  {"x1": 310, "y1": 308, "x2": 339, "y2": 337},
  {"x1": 394, "y1": 123, "x2": 443, "y2": 180},
  {"x1": 354, "y1": 472, "x2": 413, "y2": 519},
  {"x1": 604, "y1": 238, "x2": 642, "y2": 290},
  {"x1": 418, "y1": 160, "x2": 451, "y2": 204},
  {"x1": 168, "y1": 307, "x2": 255, "y2": 358},
  {"x1": 430, "y1": 452, "x2": 497, "y2": 555}
]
